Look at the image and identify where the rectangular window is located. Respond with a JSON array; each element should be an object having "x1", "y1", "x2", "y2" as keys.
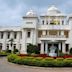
[
  {"x1": 7, "y1": 32, "x2": 10, "y2": 39},
  {"x1": 27, "y1": 31, "x2": 31, "y2": 38},
  {"x1": 14, "y1": 32, "x2": 17, "y2": 39},
  {"x1": 6, "y1": 44, "x2": 9, "y2": 49},
  {"x1": 65, "y1": 44, "x2": 69, "y2": 52},
  {"x1": 42, "y1": 20, "x2": 44, "y2": 25},
  {"x1": 46, "y1": 21, "x2": 48, "y2": 25},
  {"x1": 13, "y1": 44, "x2": 16, "y2": 49},
  {"x1": 0, "y1": 43, "x2": 2, "y2": 50},
  {"x1": 62, "y1": 20, "x2": 64, "y2": 25},
  {"x1": 1, "y1": 32, "x2": 3, "y2": 39}
]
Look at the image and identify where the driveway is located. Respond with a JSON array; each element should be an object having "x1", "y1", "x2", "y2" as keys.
[{"x1": 0, "y1": 57, "x2": 72, "y2": 72}]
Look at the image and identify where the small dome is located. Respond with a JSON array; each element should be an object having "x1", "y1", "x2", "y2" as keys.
[
  {"x1": 47, "y1": 5, "x2": 61, "y2": 14},
  {"x1": 26, "y1": 9, "x2": 36, "y2": 16}
]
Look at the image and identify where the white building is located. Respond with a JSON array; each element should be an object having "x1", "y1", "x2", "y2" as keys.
[{"x1": 0, "y1": 5, "x2": 72, "y2": 56}]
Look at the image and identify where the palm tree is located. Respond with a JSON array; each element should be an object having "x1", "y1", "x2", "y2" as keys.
[{"x1": 9, "y1": 38, "x2": 14, "y2": 53}]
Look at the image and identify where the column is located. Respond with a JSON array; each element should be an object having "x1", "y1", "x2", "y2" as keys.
[
  {"x1": 9, "y1": 31, "x2": 14, "y2": 50},
  {"x1": 20, "y1": 29, "x2": 27, "y2": 54},
  {"x1": 40, "y1": 41, "x2": 44, "y2": 54},
  {"x1": 45, "y1": 42, "x2": 48, "y2": 54},
  {"x1": 61, "y1": 31, "x2": 64, "y2": 36},
  {"x1": 3, "y1": 32, "x2": 7, "y2": 50},
  {"x1": 62, "y1": 42, "x2": 65, "y2": 53},
  {"x1": 33, "y1": 29, "x2": 37, "y2": 45},
  {"x1": 16, "y1": 32, "x2": 20, "y2": 50},
  {"x1": 59, "y1": 43, "x2": 61, "y2": 50}
]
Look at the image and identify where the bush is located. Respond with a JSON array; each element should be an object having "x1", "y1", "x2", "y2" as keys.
[
  {"x1": 27, "y1": 44, "x2": 40, "y2": 54},
  {"x1": 7, "y1": 54, "x2": 18, "y2": 62},
  {"x1": 7, "y1": 54, "x2": 72, "y2": 67},
  {"x1": 64, "y1": 58, "x2": 72, "y2": 67},
  {"x1": 54, "y1": 58, "x2": 65, "y2": 67},
  {"x1": 59, "y1": 50, "x2": 65, "y2": 57},
  {"x1": 13, "y1": 48, "x2": 19, "y2": 54},
  {"x1": 0, "y1": 51, "x2": 7, "y2": 56},
  {"x1": 70, "y1": 48, "x2": 72, "y2": 55}
]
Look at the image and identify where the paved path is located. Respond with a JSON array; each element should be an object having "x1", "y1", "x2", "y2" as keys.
[{"x1": 0, "y1": 57, "x2": 72, "y2": 72}]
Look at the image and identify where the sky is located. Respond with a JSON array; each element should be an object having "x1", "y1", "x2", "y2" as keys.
[{"x1": 0, "y1": 0, "x2": 72, "y2": 26}]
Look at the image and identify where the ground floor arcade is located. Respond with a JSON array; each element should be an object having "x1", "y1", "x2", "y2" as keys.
[{"x1": 39, "y1": 40, "x2": 69, "y2": 56}]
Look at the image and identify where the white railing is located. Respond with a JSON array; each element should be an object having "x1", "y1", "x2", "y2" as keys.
[{"x1": 41, "y1": 35, "x2": 66, "y2": 38}]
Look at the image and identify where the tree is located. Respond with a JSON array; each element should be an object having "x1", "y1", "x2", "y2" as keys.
[{"x1": 27, "y1": 44, "x2": 40, "y2": 54}]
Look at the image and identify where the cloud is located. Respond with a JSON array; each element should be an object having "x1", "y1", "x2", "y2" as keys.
[{"x1": 0, "y1": 0, "x2": 72, "y2": 26}]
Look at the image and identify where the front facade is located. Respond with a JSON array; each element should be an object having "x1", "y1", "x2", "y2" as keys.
[{"x1": 0, "y1": 5, "x2": 72, "y2": 56}]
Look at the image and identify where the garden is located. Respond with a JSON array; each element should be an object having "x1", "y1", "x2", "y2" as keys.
[
  {"x1": 7, "y1": 44, "x2": 72, "y2": 67},
  {"x1": 7, "y1": 54, "x2": 72, "y2": 67},
  {"x1": 1, "y1": 43, "x2": 72, "y2": 67}
]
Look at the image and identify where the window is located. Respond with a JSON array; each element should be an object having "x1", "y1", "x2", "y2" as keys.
[
  {"x1": 65, "y1": 44, "x2": 69, "y2": 52},
  {"x1": 46, "y1": 30, "x2": 47, "y2": 35},
  {"x1": 62, "y1": 20, "x2": 64, "y2": 25},
  {"x1": 1, "y1": 32, "x2": 3, "y2": 39},
  {"x1": 7, "y1": 32, "x2": 10, "y2": 39},
  {"x1": 42, "y1": 20, "x2": 44, "y2": 25},
  {"x1": 6, "y1": 44, "x2": 9, "y2": 49},
  {"x1": 14, "y1": 32, "x2": 17, "y2": 39},
  {"x1": 13, "y1": 44, "x2": 16, "y2": 49},
  {"x1": 46, "y1": 21, "x2": 48, "y2": 25},
  {"x1": 0, "y1": 43, "x2": 2, "y2": 51},
  {"x1": 27, "y1": 31, "x2": 31, "y2": 38}
]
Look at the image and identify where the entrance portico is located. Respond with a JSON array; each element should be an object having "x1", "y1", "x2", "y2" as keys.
[{"x1": 40, "y1": 40, "x2": 66, "y2": 56}]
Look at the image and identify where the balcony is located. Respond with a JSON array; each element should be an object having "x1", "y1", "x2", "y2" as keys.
[
  {"x1": 38, "y1": 25, "x2": 71, "y2": 30},
  {"x1": 39, "y1": 35, "x2": 67, "y2": 41}
]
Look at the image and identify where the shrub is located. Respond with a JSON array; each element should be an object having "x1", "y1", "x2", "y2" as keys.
[
  {"x1": 64, "y1": 58, "x2": 72, "y2": 67},
  {"x1": 54, "y1": 58, "x2": 65, "y2": 67},
  {"x1": 0, "y1": 51, "x2": 7, "y2": 56},
  {"x1": 7, "y1": 54, "x2": 72, "y2": 67},
  {"x1": 59, "y1": 50, "x2": 64, "y2": 57},
  {"x1": 7, "y1": 54, "x2": 18, "y2": 62},
  {"x1": 70, "y1": 48, "x2": 72, "y2": 55},
  {"x1": 6, "y1": 48, "x2": 11, "y2": 53},
  {"x1": 27, "y1": 44, "x2": 39, "y2": 54},
  {"x1": 13, "y1": 48, "x2": 19, "y2": 54},
  {"x1": 31, "y1": 57, "x2": 43, "y2": 66}
]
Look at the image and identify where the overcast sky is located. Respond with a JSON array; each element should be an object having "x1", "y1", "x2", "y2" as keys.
[{"x1": 0, "y1": 0, "x2": 72, "y2": 26}]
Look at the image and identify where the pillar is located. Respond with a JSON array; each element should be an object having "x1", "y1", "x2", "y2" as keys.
[
  {"x1": 40, "y1": 41, "x2": 44, "y2": 54},
  {"x1": 62, "y1": 42, "x2": 65, "y2": 53},
  {"x1": 59, "y1": 43, "x2": 61, "y2": 50},
  {"x1": 16, "y1": 32, "x2": 20, "y2": 50},
  {"x1": 3, "y1": 32, "x2": 7, "y2": 50},
  {"x1": 45, "y1": 42, "x2": 48, "y2": 54},
  {"x1": 61, "y1": 31, "x2": 64, "y2": 36},
  {"x1": 20, "y1": 29, "x2": 27, "y2": 54}
]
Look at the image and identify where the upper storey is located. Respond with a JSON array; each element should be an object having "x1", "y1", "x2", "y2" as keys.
[{"x1": 22, "y1": 5, "x2": 71, "y2": 30}]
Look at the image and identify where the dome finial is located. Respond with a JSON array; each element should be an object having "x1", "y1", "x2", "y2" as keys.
[{"x1": 26, "y1": 9, "x2": 37, "y2": 16}]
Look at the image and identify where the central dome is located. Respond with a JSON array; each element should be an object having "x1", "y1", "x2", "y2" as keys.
[{"x1": 47, "y1": 5, "x2": 61, "y2": 15}]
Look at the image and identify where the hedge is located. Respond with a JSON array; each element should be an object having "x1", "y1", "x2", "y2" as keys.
[{"x1": 7, "y1": 54, "x2": 72, "y2": 67}]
